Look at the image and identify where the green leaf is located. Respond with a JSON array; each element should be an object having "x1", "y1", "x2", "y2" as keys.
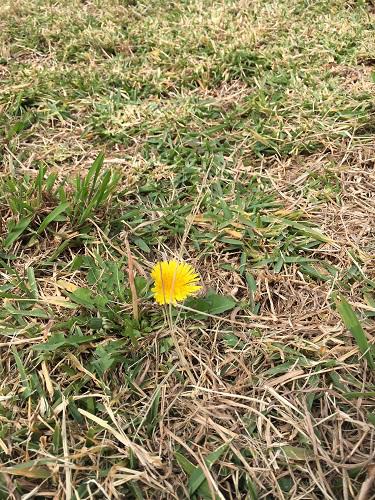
[
  {"x1": 278, "y1": 475, "x2": 293, "y2": 492},
  {"x1": 367, "y1": 412, "x2": 375, "y2": 426},
  {"x1": 219, "y1": 237, "x2": 244, "y2": 247},
  {"x1": 185, "y1": 291, "x2": 237, "y2": 316},
  {"x1": 336, "y1": 296, "x2": 375, "y2": 369},
  {"x1": 68, "y1": 288, "x2": 95, "y2": 310},
  {"x1": 175, "y1": 451, "x2": 196, "y2": 475},
  {"x1": 5, "y1": 305, "x2": 50, "y2": 318},
  {"x1": 4, "y1": 216, "x2": 33, "y2": 248},
  {"x1": 261, "y1": 216, "x2": 331, "y2": 243},
  {"x1": 245, "y1": 272, "x2": 257, "y2": 293},
  {"x1": 33, "y1": 333, "x2": 102, "y2": 352},
  {"x1": 68, "y1": 399, "x2": 84, "y2": 423},
  {"x1": 343, "y1": 391, "x2": 375, "y2": 399},
  {"x1": 175, "y1": 452, "x2": 218, "y2": 500},
  {"x1": 86, "y1": 152, "x2": 105, "y2": 198},
  {"x1": 26, "y1": 266, "x2": 38, "y2": 299},
  {"x1": 133, "y1": 237, "x2": 151, "y2": 253},
  {"x1": 37, "y1": 202, "x2": 69, "y2": 234},
  {"x1": 91, "y1": 345, "x2": 116, "y2": 376},
  {"x1": 223, "y1": 332, "x2": 244, "y2": 348},
  {"x1": 245, "y1": 477, "x2": 258, "y2": 500},
  {"x1": 300, "y1": 264, "x2": 331, "y2": 282},
  {"x1": 12, "y1": 347, "x2": 32, "y2": 397},
  {"x1": 7, "y1": 112, "x2": 36, "y2": 140},
  {"x1": 145, "y1": 388, "x2": 161, "y2": 434},
  {"x1": 188, "y1": 443, "x2": 228, "y2": 495},
  {"x1": 264, "y1": 361, "x2": 296, "y2": 377}
]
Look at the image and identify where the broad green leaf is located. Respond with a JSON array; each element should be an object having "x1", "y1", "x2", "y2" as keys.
[
  {"x1": 0, "y1": 292, "x2": 25, "y2": 299},
  {"x1": 246, "y1": 477, "x2": 258, "y2": 500},
  {"x1": 68, "y1": 288, "x2": 95, "y2": 309},
  {"x1": 336, "y1": 296, "x2": 375, "y2": 369},
  {"x1": 263, "y1": 361, "x2": 295, "y2": 377},
  {"x1": 127, "y1": 482, "x2": 144, "y2": 500},
  {"x1": 33, "y1": 333, "x2": 101, "y2": 352},
  {"x1": 91, "y1": 345, "x2": 117, "y2": 376},
  {"x1": 329, "y1": 372, "x2": 347, "y2": 392},
  {"x1": 133, "y1": 237, "x2": 151, "y2": 253},
  {"x1": 69, "y1": 399, "x2": 84, "y2": 423},
  {"x1": 5, "y1": 305, "x2": 50, "y2": 318},
  {"x1": 185, "y1": 291, "x2": 237, "y2": 316},
  {"x1": 278, "y1": 475, "x2": 293, "y2": 493},
  {"x1": 223, "y1": 332, "x2": 245, "y2": 348},
  {"x1": 32, "y1": 333, "x2": 67, "y2": 352},
  {"x1": 219, "y1": 237, "x2": 244, "y2": 247},
  {"x1": 175, "y1": 451, "x2": 196, "y2": 475},
  {"x1": 6, "y1": 112, "x2": 35, "y2": 140},
  {"x1": 48, "y1": 239, "x2": 72, "y2": 262}
]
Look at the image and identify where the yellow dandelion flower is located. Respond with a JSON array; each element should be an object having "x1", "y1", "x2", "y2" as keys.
[{"x1": 151, "y1": 260, "x2": 202, "y2": 305}]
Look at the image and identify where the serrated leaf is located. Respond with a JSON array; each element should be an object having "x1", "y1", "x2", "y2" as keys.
[{"x1": 33, "y1": 333, "x2": 101, "y2": 352}]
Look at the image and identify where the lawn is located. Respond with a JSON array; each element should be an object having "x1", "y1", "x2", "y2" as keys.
[{"x1": 0, "y1": 0, "x2": 375, "y2": 498}]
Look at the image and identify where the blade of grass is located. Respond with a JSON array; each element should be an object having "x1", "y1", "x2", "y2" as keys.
[
  {"x1": 336, "y1": 296, "x2": 375, "y2": 369},
  {"x1": 37, "y1": 202, "x2": 69, "y2": 234},
  {"x1": 3, "y1": 216, "x2": 33, "y2": 248},
  {"x1": 188, "y1": 443, "x2": 228, "y2": 496}
]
